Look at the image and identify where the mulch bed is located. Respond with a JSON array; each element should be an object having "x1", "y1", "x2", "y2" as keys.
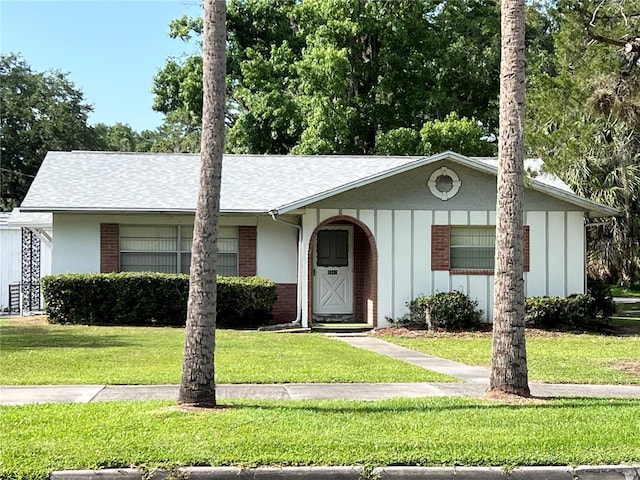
[{"x1": 372, "y1": 325, "x2": 566, "y2": 339}]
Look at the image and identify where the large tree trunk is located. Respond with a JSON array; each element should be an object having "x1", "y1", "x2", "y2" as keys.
[
  {"x1": 487, "y1": 0, "x2": 530, "y2": 398},
  {"x1": 178, "y1": 0, "x2": 226, "y2": 407}
]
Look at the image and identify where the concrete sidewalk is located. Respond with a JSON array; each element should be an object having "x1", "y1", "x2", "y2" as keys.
[
  {"x1": 2, "y1": 336, "x2": 640, "y2": 405},
  {"x1": 3, "y1": 381, "x2": 640, "y2": 406}
]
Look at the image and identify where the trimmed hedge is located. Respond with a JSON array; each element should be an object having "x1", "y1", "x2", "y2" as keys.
[
  {"x1": 398, "y1": 291, "x2": 482, "y2": 331},
  {"x1": 41, "y1": 272, "x2": 277, "y2": 328},
  {"x1": 524, "y1": 287, "x2": 615, "y2": 331}
]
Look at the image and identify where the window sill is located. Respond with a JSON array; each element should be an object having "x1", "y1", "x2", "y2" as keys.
[{"x1": 450, "y1": 269, "x2": 494, "y2": 276}]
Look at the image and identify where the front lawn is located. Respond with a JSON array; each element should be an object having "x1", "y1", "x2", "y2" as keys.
[
  {"x1": 379, "y1": 329, "x2": 640, "y2": 384},
  {"x1": 1, "y1": 397, "x2": 639, "y2": 480},
  {"x1": 0, "y1": 319, "x2": 454, "y2": 385},
  {"x1": 610, "y1": 284, "x2": 640, "y2": 298}
]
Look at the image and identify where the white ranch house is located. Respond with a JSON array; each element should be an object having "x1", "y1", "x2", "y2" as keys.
[{"x1": 17, "y1": 150, "x2": 617, "y2": 327}]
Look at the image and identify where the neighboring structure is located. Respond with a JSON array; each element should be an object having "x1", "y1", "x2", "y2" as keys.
[
  {"x1": 17, "y1": 151, "x2": 617, "y2": 327},
  {"x1": 0, "y1": 212, "x2": 20, "y2": 312},
  {"x1": 1, "y1": 211, "x2": 52, "y2": 314}
]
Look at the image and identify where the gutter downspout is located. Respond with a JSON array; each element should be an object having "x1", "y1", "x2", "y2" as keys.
[{"x1": 268, "y1": 210, "x2": 304, "y2": 328}]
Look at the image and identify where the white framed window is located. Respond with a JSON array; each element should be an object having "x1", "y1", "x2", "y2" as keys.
[
  {"x1": 120, "y1": 225, "x2": 238, "y2": 276},
  {"x1": 450, "y1": 226, "x2": 495, "y2": 270}
]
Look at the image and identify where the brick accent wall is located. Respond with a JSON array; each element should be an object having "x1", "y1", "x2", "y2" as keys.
[
  {"x1": 100, "y1": 223, "x2": 119, "y2": 273},
  {"x1": 431, "y1": 225, "x2": 451, "y2": 270},
  {"x1": 354, "y1": 227, "x2": 367, "y2": 322},
  {"x1": 272, "y1": 283, "x2": 297, "y2": 323},
  {"x1": 238, "y1": 226, "x2": 257, "y2": 276}
]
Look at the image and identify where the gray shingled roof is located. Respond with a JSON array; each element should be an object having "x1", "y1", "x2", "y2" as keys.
[
  {"x1": 20, "y1": 151, "x2": 417, "y2": 213},
  {"x1": 19, "y1": 151, "x2": 617, "y2": 217}
]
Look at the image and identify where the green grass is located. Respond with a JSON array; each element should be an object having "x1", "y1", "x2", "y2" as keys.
[
  {"x1": 381, "y1": 333, "x2": 640, "y2": 384},
  {"x1": 1, "y1": 397, "x2": 639, "y2": 479},
  {"x1": 0, "y1": 320, "x2": 454, "y2": 385},
  {"x1": 610, "y1": 284, "x2": 640, "y2": 297}
]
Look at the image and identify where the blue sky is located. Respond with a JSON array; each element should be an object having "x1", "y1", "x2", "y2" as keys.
[{"x1": 1, "y1": 0, "x2": 201, "y2": 132}]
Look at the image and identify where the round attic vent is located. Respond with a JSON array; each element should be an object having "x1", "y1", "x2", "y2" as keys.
[{"x1": 428, "y1": 167, "x2": 461, "y2": 200}]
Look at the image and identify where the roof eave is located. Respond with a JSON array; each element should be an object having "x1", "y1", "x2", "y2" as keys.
[
  {"x1": 526, "y1": 180, "x2": 619, "y2": 218},
  {"x1": 18, "y1": 206, "x2": 270, "y2": 216}
]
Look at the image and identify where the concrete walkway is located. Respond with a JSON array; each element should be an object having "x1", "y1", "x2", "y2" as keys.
[{"x1": 2, "y1": 336, "x2": 640, "y2": 405}]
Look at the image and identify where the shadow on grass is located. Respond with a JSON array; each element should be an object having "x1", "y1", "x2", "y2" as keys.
[
  {"x1": 0, "y1": 324, "x2": 134, "y2": 351},
  {"x1": 230, "y1": 397, "x2": 640, "y2": 415}
]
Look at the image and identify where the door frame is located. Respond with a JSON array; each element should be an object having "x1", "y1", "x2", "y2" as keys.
[
  {"x1": 312, "y1": 225, "x2": 354, "y2": 315},
  {"x1": 306, "y1": 216, "x2": 379, "y2": 327}
]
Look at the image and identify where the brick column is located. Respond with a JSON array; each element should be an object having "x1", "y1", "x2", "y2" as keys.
[
  {"x1": 100, "y1": 223, "x2": 119, "y2": 273},
  {"x1": 431, "y1": 225, "x2": 450, "y2": 270},
  {"x1": 238, "y1": 226, "x2": 257, "y2": 276},
  {"x1": 272, "y1": 283, "x2": 298, "y2": 323}
]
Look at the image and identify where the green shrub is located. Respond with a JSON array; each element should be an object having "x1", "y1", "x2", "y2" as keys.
[
  {"x1": 216, "y1": 275, "x2": 277, "y2": 328},
  {"x1": 41, "y1": 272, "x2": 276, "y2": 328},
  {"x1": 399, "y1": 291, "x2": 482, "y2": 331},
  {"x1": 586, "y1": 280, "x2": 617, "y2": 319},
  {"x1": 524, "y1": 291, "x2": 613, "y2": 331}
]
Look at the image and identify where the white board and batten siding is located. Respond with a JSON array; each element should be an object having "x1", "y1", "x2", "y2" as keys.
[
  {"x1": 525, "y1": 210, "x2": 585, "y2": 298},
  {"x1": 303, "y1": 208, "x2": 586, "y2": 327}
]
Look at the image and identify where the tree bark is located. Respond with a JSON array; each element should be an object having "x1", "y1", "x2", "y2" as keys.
[
  {"x1": 487, "y1": 0, "x2": 530, "y2": 398},
  {"x1": 178, "y1": 0, "x2": 226, "y2": 407}
]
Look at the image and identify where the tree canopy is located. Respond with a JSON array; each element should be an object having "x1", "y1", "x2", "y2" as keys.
[
  {"x1": 0, "y1": 54, "x2": 99, "y2": 210},
  {"x1": 526, "y1": 0, "x2": 640, "y2": 285},
  {"x1": 152, "y1": 0, "x2": 554, "y2": 156}
]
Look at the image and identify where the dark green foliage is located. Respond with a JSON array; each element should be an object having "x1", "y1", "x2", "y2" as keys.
[
  {"x1": 216, "y1": 275, "x2": 278, "y2": 328},
  {"x1": 419, "y1": 112, "x2": 497, "y2": 156},
  {"x1": 153, "y1": 0, "x2": 553, "y2": 155},
  {"x1": 41, "y1": 273, "x2": 276, "y2": 328},
  {"x1": 375, "y1": 127, "x2": 422, "y2": 156},
  {"x1": 587, "y1": 280, "x2": 617, "y2": 319},
  {"x1": 400, "y1": 291, "x2": 482, "y2": 331},
  {"x1": 524, "y1": 290, "x2": 615, "y2": 331},
  {"x1": 526, "y1": 0, "x2": 640, "y2": 286},
  {"x1": 374, "y1": 114, "x2": 497, "y2": 157},
  {"x1": 0, "y1": 54, "x2": 100, "y2": 210}
]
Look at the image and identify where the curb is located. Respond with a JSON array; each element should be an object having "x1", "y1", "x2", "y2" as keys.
[{"x1": 50, "y1": 465, "x2": 640, "y2": 479}]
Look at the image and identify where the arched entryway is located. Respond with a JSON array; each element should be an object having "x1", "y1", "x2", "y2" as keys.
[{"x1": 308, "y1": 216, "x2": 378, "y2": 327}]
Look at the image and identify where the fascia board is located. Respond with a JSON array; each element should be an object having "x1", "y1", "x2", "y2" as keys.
[
  {"x1": 18, "y1": 207, "x2": 270, "y2": 216},
  {"x1": 525, "y1": 180, "x2": 619, "y2": 217}
]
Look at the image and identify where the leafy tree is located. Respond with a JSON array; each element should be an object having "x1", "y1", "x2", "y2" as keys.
[
  {"x1": 375, "y1": 128, "x2": 422, "y2": 156},
  {"x1": 94, "y1": 122, "x2": 141, "y2": 152},
  {"x1": 153, "y1": 0, "x2": 554, "y2": 155},
  {"x1": 527, "y1": 0, "x2": 640, "y2": 286},
  {"x1": 488, "y1": 0, "x2": 530, "y2": 398},
  {"x1": 179, "y1": 0, "x2": 227, "y2": 408},
  {"x1": 148, "y1": 111, "x2": 201, "y2": 153},
  {"x1": 0, "y1": 54, "x2": 99, "y2": 210},
  {"x1": 419, "y1": 113, "x2": 497, "y2": 156},
  {"x1": 375, "y1": 113, "x2": 497, "y2": 156}
]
